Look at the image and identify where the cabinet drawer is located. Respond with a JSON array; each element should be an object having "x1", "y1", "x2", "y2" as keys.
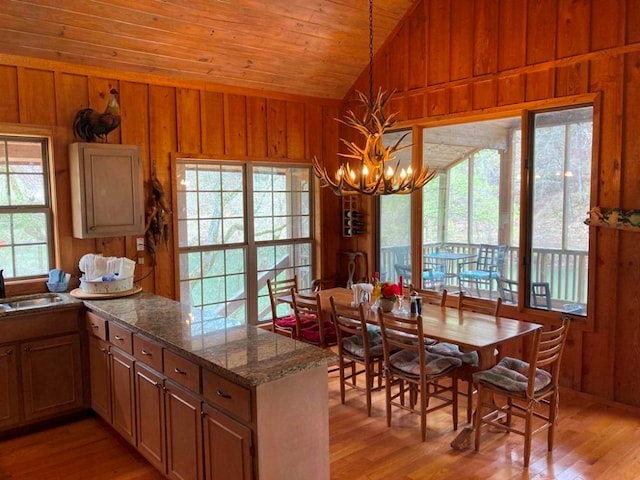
[
  {"x1": 202, "y1": 369, "x2": 252, "y2": 423},
  {"x1": 164, "y1": 349, "x2": 201, "y2": 393},
  {"x1": 132, "y1": 334, "x2": 163, "y2": 371},
  {"x1": 109, "y1": 322, "x2": 133, "y2": 355},
  {"x1": 86, "y1": 311, "x2": 107, "y2": 341}
]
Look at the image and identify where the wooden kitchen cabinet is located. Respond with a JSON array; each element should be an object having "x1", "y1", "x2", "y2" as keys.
[
  {"x1": 202, "y1": 402, "x2": 253, "y2": 480},
  {"x1": 135, "y1": 361, "x2": 166, "y2": 473},
  {"x1": 88, "y1": 335, "x2": 111, "y2": 421},
  {"x1": 69, "y1": 142, "x2": 144, "y2": 239},
  {"x1": 86, "y1": 313, "x2": 137, "y2": 446},
  {"x1": 0, "y1": 345, "x2": 20, "y2": 429},
  {"x1": 21, "y1": 333, "x2": 84, "y2": 421},
  {"x1": 0, "y1": 306, "x2": 84, "y2": 434},
  {"x1": 110, "y1": 347, "x2": 137, "y2": 446},
  {"x1": 165, "y1": 380, "x2": 203, "y2": 480}
]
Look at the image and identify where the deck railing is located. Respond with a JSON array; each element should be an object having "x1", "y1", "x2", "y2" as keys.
[{"x1": 380, "y1": 243, "x2": 588, "y2": 307}]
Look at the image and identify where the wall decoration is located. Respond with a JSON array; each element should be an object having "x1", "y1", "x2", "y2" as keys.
[{"x1": 585, "y1": 206, "x2": 640, "y2": 231}]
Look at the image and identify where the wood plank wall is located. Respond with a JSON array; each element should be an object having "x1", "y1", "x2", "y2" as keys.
[
  {"x1": 0, "y1": 54, "x2": 340, "y2": 304},
  {"x1": 336, "y1": 0, "x2": 640, "y2": 407},
  {"x1": 2, "y1": 0, "x2": 639, "y2": 408}
]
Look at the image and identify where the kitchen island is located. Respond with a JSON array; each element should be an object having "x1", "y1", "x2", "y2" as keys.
[{"x1": 82, "y1": 291, "x2": 336, "y2": 480}]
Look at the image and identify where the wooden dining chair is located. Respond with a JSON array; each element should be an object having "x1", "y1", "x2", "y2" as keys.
[
  {"x1": 377, "y1": 308, "x2": 461, "y2": 441},
  {"x1": 413, "y1": 287, "x2": 448, "y2": 307},
  {"x1": 473, "y1": 317, "x2": 571, "y2": 467},
  {"x1": 427, "y1": 292, "x2": 502, "y2": 423},
  {"x1": 330, "y1": 297, "x2": 384, "y2": 416},
  {"x1": 291, "y1": 289, "x2": 336, "y2": 348},
  {"x1": 267, "y1": 276, "x2": 299, "y2": 338}
]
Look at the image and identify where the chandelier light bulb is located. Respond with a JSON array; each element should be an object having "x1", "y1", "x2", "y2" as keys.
[{"x1": 386, "y1": 165, "x2": 394, "y2": 178}]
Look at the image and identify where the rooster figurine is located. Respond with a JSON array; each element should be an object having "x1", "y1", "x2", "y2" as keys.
[{"x1": 73, "y1": 88, "x2": 121, "y2": 142}]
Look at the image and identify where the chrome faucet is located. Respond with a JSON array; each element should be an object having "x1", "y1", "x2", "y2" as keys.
[{"x1": 0, "y1": 269, "x2": 4, "y2": 298}]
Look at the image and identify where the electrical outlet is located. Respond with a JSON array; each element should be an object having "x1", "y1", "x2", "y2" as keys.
[
  {"x1": 137, "y1": 256, "x2": 144, "y2": 265},
  {"x1": 136, "y1": 238, "x2": 145, "y2": 251}
]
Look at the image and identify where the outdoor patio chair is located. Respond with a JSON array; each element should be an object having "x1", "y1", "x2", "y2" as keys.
[
  {"x1": 497, "y1": 276, "x2": 518, "y2": 304},
  {"x1": 531, "y1": 282, "x2": 552, "y2": 310},
  {"x1": 457, "y1": 244, "x2": 508, "y2": 299}
]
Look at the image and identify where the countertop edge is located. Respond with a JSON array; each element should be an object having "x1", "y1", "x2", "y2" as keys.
[{"x1": 82, "y1": 293, "x2": 337, "y2": 388}]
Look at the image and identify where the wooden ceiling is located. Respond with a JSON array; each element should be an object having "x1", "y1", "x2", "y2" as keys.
[{"x1": 0, "y1": 0, "x2": 416, "y2": 99}]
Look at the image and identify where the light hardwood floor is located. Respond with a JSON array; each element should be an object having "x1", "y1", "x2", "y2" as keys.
[{"x1": 1, "y1": 373, "x2": 639, "y2": 479}]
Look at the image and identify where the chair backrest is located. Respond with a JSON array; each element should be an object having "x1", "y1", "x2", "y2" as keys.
[
  {"x1": 291, "y1": 289, "x2": 322, "y2": 335},
  {"x1": 531, "y1": 282, "x2": 552, "y2": 310},
  {"x1": 475, "y1": 244, "x2": 508, "y2": 273},
  {"x1": 497, "y1": 277, "x2": 518, "y2": 304},
  {"x1": 414, "y1": 287, "x2": 447, "y2": 307},
  {"x1": 376, "y1": 308, "x2": 426, "y2": 366},
  {"x1": 394, "y1": 264, "x2": 412, "y2": 285},
  {"x1": 458, "y1": 291, "x2": 502, "y2": 316},
  {"x1": 525, "y1": 317, "x2": 571, "y2": 398},
  {"x1": 267, "y1": 275, "x2": 298, "y2": 319},
  {"x1": 330, "y1": 297, "x2": 370, "y2": 356}
]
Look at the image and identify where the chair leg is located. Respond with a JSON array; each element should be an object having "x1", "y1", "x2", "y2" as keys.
[
  {"x1": 339, "y1": 359, "x2": 346, "y2": 404},
  {"x1": 385, "y1": 372, "x2": 392, "y2": 428},
  {"x1": 548, "y1": 389, "x2": 559, "y2": 452},
  {"x1": 420, "y1": 382, "x2": 427, "y2": 442},
  {"x1": 365, "y1": 369, "x2": 372, "y2": 417},
  {"x1": 474, "y1": 384, "x2": 484, "y2": 452},
  {"x1": 452, "y1": 375, "x2": 458, "y2": 431},
  {"x1": 466, "y1": 380, "x2": 474, "y2": 424},
  {"x1": 524, "y1": 408, "x2": 534, "y2": 467}
]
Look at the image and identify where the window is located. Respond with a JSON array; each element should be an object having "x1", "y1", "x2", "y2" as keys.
[
  {"x1": 377, "y1": 130, "x2": 413, "y2": 286},
  {"x1": 176, "y1": 162, "x2": 246, "y2": 331},
  {"x1": 254, "y1": 166, "x2": 313, "y2": 322},
  {"x1": 176, "y1": 160, "x2": 313, "y2": 331},
  {"x1": 382, "y1": 105, "x2": 592, "y2": 316},
  {"x1": 0, "y1": 136, "x2": 53, "y2": 279},
  {"x1": 529, "y1": 107, "x2": 592, "y2": 314}
]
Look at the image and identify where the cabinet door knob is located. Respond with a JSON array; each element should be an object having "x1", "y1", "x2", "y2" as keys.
[
  {"x1": 216, "y1": 389, "x2": 232, "y2": 399},
  {"x1": 114, "y1": 335, "x2": 123, "y2": 341},
  {"x1": 173, "y1": 367, "x2": 187, "y2": 375},
  {"x1": 91, "y1": 324, "x2": 99, "y2": 329},
  {"x1": 141, "y1": 349, "x2": 151, "y2": 356}
]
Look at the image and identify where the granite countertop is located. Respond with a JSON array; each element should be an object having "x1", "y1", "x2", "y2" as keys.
[{"x1": 83, "y1": 291, "x2": 337, "y2": 388}]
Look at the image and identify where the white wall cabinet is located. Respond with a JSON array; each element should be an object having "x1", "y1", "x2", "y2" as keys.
[{"x1": 69, "y1": 143, "x2": 144, "y2": 239}]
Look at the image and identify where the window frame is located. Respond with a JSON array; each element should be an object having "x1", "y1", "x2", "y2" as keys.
[
  {"x1": 0, "y1": 132, "x2": 55, "y2": 281},
  {"x1": 381, "y1": 94, "x2": 598, "y2": 324},
  {"x1": 174, "y1": 156, "x2": 315, "y2": 327}
]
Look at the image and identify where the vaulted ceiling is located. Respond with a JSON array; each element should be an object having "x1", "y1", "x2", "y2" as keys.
[{"x1": 0, "y1": 0, "x2": 416, "y2": 99}]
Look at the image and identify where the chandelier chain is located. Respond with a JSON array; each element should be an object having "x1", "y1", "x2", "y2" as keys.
[
  {"x1": 369, "y1": 0, "x2": 374, "y2": 102},
  {"x1": 311, "y1": 0, "x2": 436, "y2": 196}
]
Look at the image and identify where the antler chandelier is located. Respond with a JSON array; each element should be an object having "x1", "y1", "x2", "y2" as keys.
[{"x1": 312, "y1": 0, "x2": 435, "y2": 196}]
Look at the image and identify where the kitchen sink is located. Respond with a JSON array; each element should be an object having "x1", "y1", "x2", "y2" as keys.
[{"x1": 0, "y1": 293, "x2": 65, "y2": 312}]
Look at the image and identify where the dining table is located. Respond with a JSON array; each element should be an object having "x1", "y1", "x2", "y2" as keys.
[
  {"x1": 315, "y1": 287, "x2": 542, "y2": 448},
  {"x1": 424, "y1": 251, "x2": 476, "y2": 290}
]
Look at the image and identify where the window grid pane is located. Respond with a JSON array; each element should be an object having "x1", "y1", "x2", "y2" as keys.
[
  {"x1": 177, "y1": 159, "x2": 313, "y2": 327},
  {"x1": 0, "y1": 136, "x2": 52, "y2": 279}
]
